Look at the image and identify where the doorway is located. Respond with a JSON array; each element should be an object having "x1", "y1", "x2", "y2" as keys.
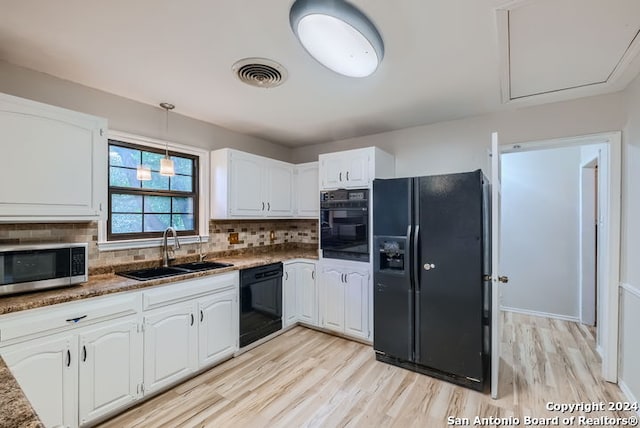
[{"x1": 498, "y1": 132, "x2": 621, "y2": 383}]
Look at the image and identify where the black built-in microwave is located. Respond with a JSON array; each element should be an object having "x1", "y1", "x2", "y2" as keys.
[
  {"x1": 320, "y1": 189, "x2": 369, "y2": 262},
  {"x1": 0, "y1": 243, "x2": 88, "y2": 296}
]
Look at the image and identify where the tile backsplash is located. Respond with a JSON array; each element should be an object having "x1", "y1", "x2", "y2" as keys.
[{"x1": 0, "y1": 219, "x2": 318, "y2": 270}]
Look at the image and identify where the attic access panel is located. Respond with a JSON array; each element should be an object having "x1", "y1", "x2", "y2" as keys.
[{"x1": 502, "y1": 0, "x2": 640, "y2": 100}]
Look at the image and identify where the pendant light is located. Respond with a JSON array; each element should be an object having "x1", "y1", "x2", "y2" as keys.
[
  {"x1": 289, "y1": 0, "x2": 384, "y2": 78},
  {"x1": 159, "y1": 102, "x2": 175, "y2": 177},
  {"x1": 136, "y1": 164, "x2": 152, "y2": 181}
]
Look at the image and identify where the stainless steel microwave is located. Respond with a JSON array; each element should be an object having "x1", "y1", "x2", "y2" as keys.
[{"x1": 0, "y1": 243, "x2": 88, "y2": 296}]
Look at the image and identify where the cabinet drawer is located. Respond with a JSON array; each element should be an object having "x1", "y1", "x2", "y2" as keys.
[
  {"x1": 142, "y1": 272, "x2": 238, "y2": 311},
  {"x1": 0, "y1": 292, "x2": 141, "y2": 344}
]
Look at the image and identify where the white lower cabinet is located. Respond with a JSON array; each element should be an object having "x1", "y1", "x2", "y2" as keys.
[
  {"x1": 143, "y1": 301, "x2": 198, "y2": 395},
  {"x1": 2, "y1": 334, "x2": 78, "y2": 428},
  {"x1": 282, "y1": 260, "x2": 317, "y2": 328},
  {"x1": 319, "y1": 261, "x2": 371, "y2": 341},
  {"x1": 198, "y1": 289, "x2": 238, "y2": 367},
  {"x1": 1, "y1": 315, "x2": 143, "y2": 428},
  {"x1": 78, "y1": 316, "x2": 142, "y2": 426}
]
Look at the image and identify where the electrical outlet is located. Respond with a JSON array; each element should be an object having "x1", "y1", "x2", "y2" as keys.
[{"x1": 228, "y1": 232, "x2": 239, "y2": 244}]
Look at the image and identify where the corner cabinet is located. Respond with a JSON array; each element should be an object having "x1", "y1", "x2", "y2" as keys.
[
  {"x1": 211, "y1": 149, "x2": 294, "y2": 218},
  {"x1": 0, "y1": 92, "x2": 107, "y2": 222},
  {"x1": 319, "y1": 260, "x2": 371, "y2": 341},
  {"x1": 294, "y1": 162, "x2": 319, "y2": 218},
  {"x1": 283, "y1": 260, "x2": 318, "y2": 328},
  {"x1": 319, "y1": 147, "x2": 395, "y2": 190}
]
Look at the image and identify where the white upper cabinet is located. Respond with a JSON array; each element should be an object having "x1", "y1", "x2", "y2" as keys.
[
  {"x1": 211, "y1": 149, "x2": 294, "y2": 219},
  {"x1": 294, "y1": 162, "x2": 319, "y2": 218},
  {"x1": 0, "y1": 92, "x2": 107, "y2": 222},
  {"x1": 319, "y1": 147, "x2": 395, "y2": 190}
]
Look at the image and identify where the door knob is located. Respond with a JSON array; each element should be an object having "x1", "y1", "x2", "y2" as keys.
[
  {"x1": 498, "y1": 276, "x2": 509, "y2": 283},
  {"x1": 423, "y1": 263, "x2": 435, "y2": 271}
]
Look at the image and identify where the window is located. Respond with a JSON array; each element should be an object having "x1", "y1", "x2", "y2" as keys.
[{"x1": 107, "y1": 140, "x2": 198, "y2": 240}]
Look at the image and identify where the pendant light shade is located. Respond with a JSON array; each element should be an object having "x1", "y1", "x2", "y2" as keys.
[
  {"x1": 290, "y1": 0, "x2": 384, "y2": 78},
  {"x1": 159, "y1": 102, "x2": 175, "y2": 177},
  {"x1": 136, "y1": 164, "x2": 151, "y2": 181}
]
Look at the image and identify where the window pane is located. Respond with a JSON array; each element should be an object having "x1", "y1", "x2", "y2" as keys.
[
  {"x1": 109, "y1": 145, "x2": 140, "y2": 168},
  {"x1": 172, "y1": 214, "x2": 194, "y2": 231},
  {"x1": 144, "y1": 196, "x2": 171, "y2": 213},
  {"x1": 170, "y1": 175, "x2": 193, "y2": 192},
  {"x1": 172, "y1": 197, "x2": 193, "y2": 214},
  {"x1": 142, "y1": 151, "x2": 164, "y2": 172},
  {"x1": 144, "y1": 214, "x2": 171, "y2": 232},
  {"x1": 111, "y1": 214, "x2": 142, "y2": 234},
  {"x1": 112, "y1": 194, "x2": 142, "y2": 213},
  {"x1": 172, "y1": 156, "x2": 193, "y2": 176},
  {"x1": 142, "y1": 171, "x2": 170, "y2": 190},
  {"x1": 109, "y1": 167, "x2": 141, "y2": 188}
]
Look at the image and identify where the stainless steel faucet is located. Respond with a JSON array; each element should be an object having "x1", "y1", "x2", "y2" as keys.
[
  {"x1": 162, "y1": 227, "x2": 181, "y2": 267},
  {"x1": 198, "y1": 235, "x2": 207, "y2": 262}
]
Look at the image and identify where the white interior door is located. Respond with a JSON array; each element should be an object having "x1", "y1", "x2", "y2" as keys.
[{"x1": 491, "y1": 131, "x2": 503, "y2": 399}]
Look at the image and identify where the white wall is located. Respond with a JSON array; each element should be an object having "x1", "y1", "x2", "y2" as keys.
[
  {"x1": 619, "y1": 72, "x2": 640, "y2": 404},
  {"x1": 291, "y1": 92, "x2": 626, "y2": 178},
  {"x1": 0, "y1": 60, "x2": 291, "y2": 161},
  {"x1": 500, "y1": 146, "x2": 582, "y2": 319}
]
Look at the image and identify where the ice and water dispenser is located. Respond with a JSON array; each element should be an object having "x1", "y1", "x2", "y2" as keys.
[{"x1": 374, "y1": 236, "x2": 407, "y2": 274}]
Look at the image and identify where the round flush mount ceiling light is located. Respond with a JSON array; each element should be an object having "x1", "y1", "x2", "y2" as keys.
[{"x1": 289, "y1": 0, "x2": 384, "y2": 78}]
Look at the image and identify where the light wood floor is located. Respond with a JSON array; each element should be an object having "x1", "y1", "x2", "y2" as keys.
[{"x1": 99, "y1": 313, "x2": 635, "y2": 428}]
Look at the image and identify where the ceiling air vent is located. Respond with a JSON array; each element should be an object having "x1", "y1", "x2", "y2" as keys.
[{"x1": 232, "y1": 58, "x2": 287, "y2": 88}]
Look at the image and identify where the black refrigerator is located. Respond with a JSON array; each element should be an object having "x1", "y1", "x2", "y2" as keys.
[{"x1": 373, "y1": 170, "x2": 491, "y2": 391}]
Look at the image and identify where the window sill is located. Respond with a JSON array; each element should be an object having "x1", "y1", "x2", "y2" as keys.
[{"x1": 97, "y1": 235, "x2": 208, "y2": 252}]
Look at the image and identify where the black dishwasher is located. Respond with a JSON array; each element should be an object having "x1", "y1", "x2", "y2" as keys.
[{"x1": 239, "y1": 263, "x2": 283, "y2": 348}]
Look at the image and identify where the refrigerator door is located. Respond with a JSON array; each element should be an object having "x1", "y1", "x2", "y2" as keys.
[
  {"x1": 372, "y1": 178, "x2": 414, "y2": 361},
  {"x1": 416, "y1": 171, "x2": 484, "y2": 381}
]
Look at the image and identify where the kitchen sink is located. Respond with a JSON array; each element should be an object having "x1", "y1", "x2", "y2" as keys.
[
  {"x1": 118, "y1": 261, "x2": 234, "y2": 281},
  {"x1": 172, "y1": 261, "x2": 234, "y2": 271}
]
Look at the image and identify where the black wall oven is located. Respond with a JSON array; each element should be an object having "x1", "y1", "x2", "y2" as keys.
[{"x1": 320, "y1": 189, "x2": 369, "y2": 262}]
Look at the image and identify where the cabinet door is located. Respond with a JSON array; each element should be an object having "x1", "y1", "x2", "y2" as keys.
[
  {"x1": 295, "y1": 163, "x2": 319, "y2": 217},
  {"x1": 320, "y1": 156, "x2": 344, "y2": 190},
  {"x1": 2, "y1": 335, "x2": 78, "y2": 428},
  {"x1": 229, "y1": 152, "x2": 266, "y2": 216},
  {"x1": 266, "y1": 162, "x2": 294, "y2": 217},
  {"x1": 320, "y1": 267, "x2": 345, "y2": 333},
  {"x1": 0, "y1": 93, "x2": 107, "y2": 221},
  {"x1": 283, "y1": 264, "x2": 298, "y2": 327},
  {"x1": 344, "y1": 151, "x2": 370, "y2": 188},
  {"x1": 297, "y1": 263, "x2": 317, "y2": 326},
  {"x1": 344, "y1": 270, "x2": 370, "y2": 340},
  {"x1": 198, "y1": 289, "x2": 238, "y2": 368},
  {"x1": 78, "y1": 317, "x2": 143, "y2": 426},
  {"x1": 143, "y1": 302, "x2": 197, "y2": 394}
]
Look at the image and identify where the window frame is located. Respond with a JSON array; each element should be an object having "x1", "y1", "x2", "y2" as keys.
[
  {"x1": 107, "y1": 139, "x2": 199, "y2": 241},
  {"x1": 98, "y1": 131, "x2": 210, "y2": 251}
]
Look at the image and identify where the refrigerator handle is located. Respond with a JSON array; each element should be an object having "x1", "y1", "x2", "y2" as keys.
[{"x1": 413, "y1": 225, "x2": 420, "y2": 290}]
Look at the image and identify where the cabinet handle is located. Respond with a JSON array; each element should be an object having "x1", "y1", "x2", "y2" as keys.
[
  {"x1": 82, "y1": 345, "x2": 87, "y2": 362},
  {"x1": 346, "y1": 171, "x2": 349, "y2": 181},
  {"x1": 262, "y1": 202, "x2": 265, "y2": 211},
  {"x1": 200, "y1": 310, "x2": 204, "y2": 323},
  {"x1": 65, "y1": 315, "x2": 87, "y2": 323},
  {"x1": 190, "y1": 313, "x2": 194, "y2": 326},
  {"x1": 339, "y1": 172, "x2": 342, "y2": 182},
  {"x1": 66, "y1": 350, "x2": 71, "y2": 367},
  {"x1": 267, "y1": 202, "x2": 270, "y2": 211},
  {"x1": 312, "y1": 270, "x2": 315, "y2": 280},
  {"x1": 285, "y1": 271, "x2": 288, "y2": 280}
]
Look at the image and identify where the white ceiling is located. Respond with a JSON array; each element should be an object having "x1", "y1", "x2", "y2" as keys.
[{"x1": 1, "y1": 0, "x2": 639, "y2": 147}]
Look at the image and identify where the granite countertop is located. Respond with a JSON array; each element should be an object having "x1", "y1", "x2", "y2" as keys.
[
  {"x1": 0, "y1": 247, "x2": 319, "y2": 315},
  {"x1": 0, "y1": 247, "x2": 318, "y2": 427},
  {"x1": 0, "y1": 357, "x2": 43, "y2": 428}
]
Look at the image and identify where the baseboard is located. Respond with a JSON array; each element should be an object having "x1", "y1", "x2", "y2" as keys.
[
  {"x1": 501, "y1": 306, "x2": 580, "y2": 323},
  {"x1": 618, "y1": 380, "x2": 640, "y2": 417}
]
